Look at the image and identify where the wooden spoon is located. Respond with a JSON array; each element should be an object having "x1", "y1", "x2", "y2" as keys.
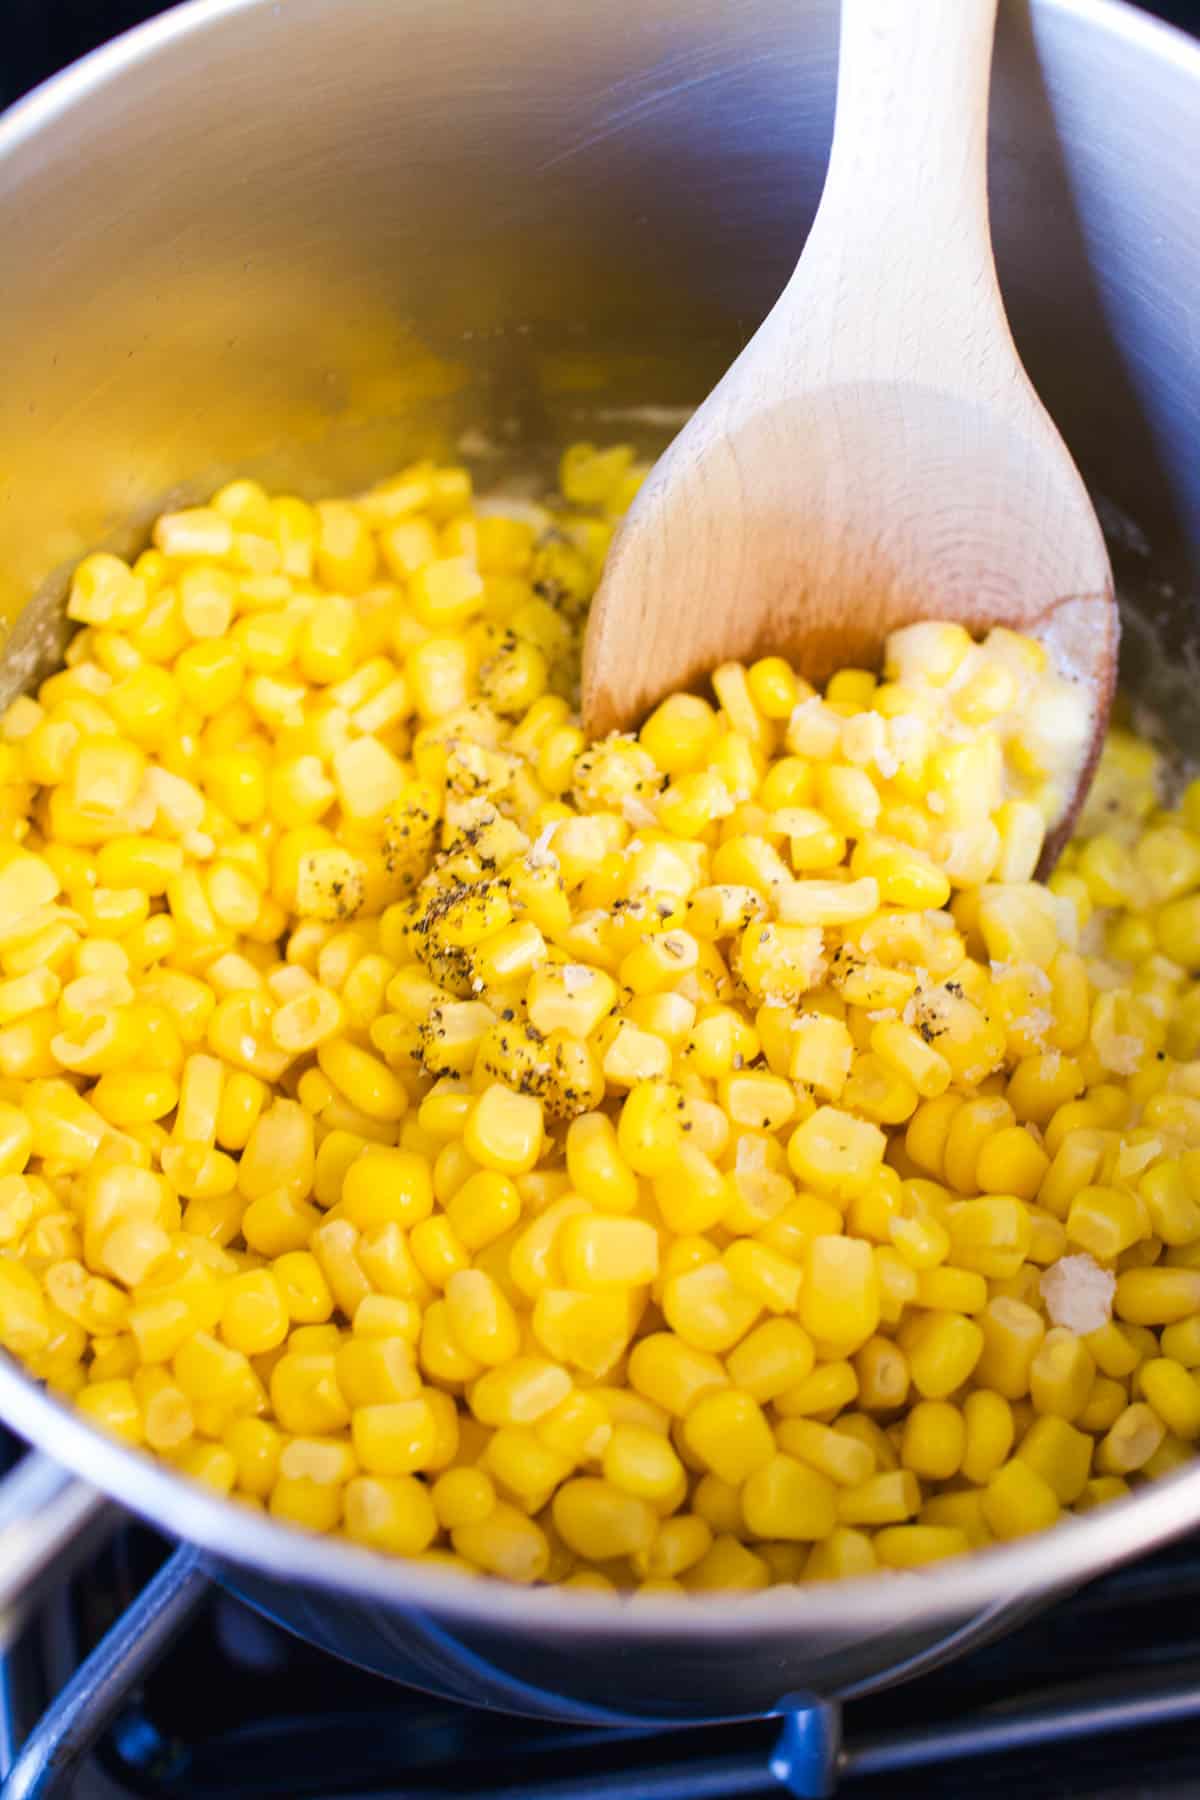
[{"x1": 581, "y1": 0, "x2": 1117, "y2": 858}]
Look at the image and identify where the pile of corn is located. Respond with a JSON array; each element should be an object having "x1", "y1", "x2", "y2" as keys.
[{"x1": 0, "y1": 441, "x2": 1199, "y2": 1596}]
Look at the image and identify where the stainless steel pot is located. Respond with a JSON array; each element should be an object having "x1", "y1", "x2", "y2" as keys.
[{"x1": 0, "y1": 0, "x2": 1198, "y2": 1728}]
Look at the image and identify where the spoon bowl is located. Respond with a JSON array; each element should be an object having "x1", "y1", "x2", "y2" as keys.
[{"x1": 582, "y1": 0, "x2": 1117, "y2": 857}]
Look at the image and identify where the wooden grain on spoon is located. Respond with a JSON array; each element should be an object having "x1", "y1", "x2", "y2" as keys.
[{"x1": 582, "y1": 0, "x2": 1117, "y2": 860}]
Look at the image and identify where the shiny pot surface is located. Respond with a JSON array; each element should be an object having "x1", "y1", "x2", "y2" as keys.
[{"x1": 0, "y1": 0, "x2": 1199, "y2": 1725}]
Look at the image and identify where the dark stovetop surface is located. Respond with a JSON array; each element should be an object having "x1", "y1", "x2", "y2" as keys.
[{"x1": 8, "y1": 1514, "x2": 1200, "y2": 1799}]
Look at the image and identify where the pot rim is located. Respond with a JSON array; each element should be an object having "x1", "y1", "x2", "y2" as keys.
[
  {"x1": 3, "y1": 1343, "x2": 1200, "y2": 1641},
  {"x1": 1, "y1": 0, "x2": 1200, "y2": 1645}
]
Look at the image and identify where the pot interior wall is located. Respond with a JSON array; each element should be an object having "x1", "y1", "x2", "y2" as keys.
[{"x1": 0, "y1": 0, "x2": 1197, "y2": 715}]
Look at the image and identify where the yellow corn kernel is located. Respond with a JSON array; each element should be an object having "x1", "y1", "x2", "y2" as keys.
[
  {"x1": 91, "y1": 1071, "x2": 180, "y2": 1129},
  {"x1": 217, "y1": 1418, "x2": 281, "y2": 1500},
  {"x1": 662, "y1": 1260, "x2": 759, "y2": 1354},
  {"x1": 915, "y1": 1491, "x2": 990, "y2": 1550},
  {"x1": 941, "y1": 1098, "x2": 1015, "y2": 1195},
  {"x1": 1140, "y1": 1160, "x2": 1200, "y2": 1248},
  {"x1": 870, "y1": 1020, "x2": 952, "y2": 1100},
  {"x1": 1066, "y1": 1185, "x2": 1149, "y2": 1262},
  {"x1": 648, "y1": 1143, "x2": 725, "y2": 1238},
  {"x1": 976, "y1": 1126, "x2": 1051, "y2": 1201},
  {"x1": 1138, "y1": 1357, "x2": 1200, "y2": 1439},
  {"x1": 439, "y1": 1262, "x2": 521, "y2": 1362},
  {"x1": 734, "y1": 919, "x2": 825, "y2": 1004},
  {"x1": 795, "y1": 1235, "x2": 879, "y2": 1352},
  {"x1": 338, "y1": 1146, "x2": 434, "y2": 1232},
  {"x1": 556, "y1": 1212, "x2": 658, "y2": 1291},
  {"x1": 552, "y1": 1478, "x2": 656, "y2": 1561},
  {"x1": 532, "y1": 1287, "x2": 639, "y2": 1379},
  {"x1": 1073, "y1": 1475, "x2": 1131, "y2": 1515},
  {"x1": 440, "y1": 1170, "x2": 518, "y2": 1252},
  {"x1": 736, "y1": 1453, "x2": 837, "y2": 1543},
  {"x1": 788, "y1": 1013, "x2": 854, "y2": 1100},
  {"x1": 974, "y1": 1297, "x2": 1046, "y2": 1399},
  {"x1": 1158, "y1": 1317, "x2": 1200, "y2": 1368},
  {"x1": 982, "y1": 1459, "x2": 1061, "y2": 1540},
  {"x1": 900, "y1": 1400, "x2": 965, "y2": 1481},
  {"x1": 638, "y1": 691, "x2": 719, "y2": 774},
  {"x1": 270, "y1": 1251, "x2": 334, "y2": 1325},
  {"x1": 875, "y1": 1525, "x2": 969, "y2": 1569},
  {"x1": 775, "y1": 1359, "x2": 859, "y2": 1420},
  {"x1": 1115, "y1": 1266, "x2": 1200, "y2": 1324},
  {"x1": 450, "y1": 1503, "x2": 550, "y2": 1583},
  {"x1": 958, "y1": 1388, "x2": 1014, "y2": 1485},
  {"x1": 805, "y1": 1527, "x2": 878, "y2": 1581},
  {"x1": 723, "y1": 1240, "x2": 804, "y2": 1314},
  {"x1": 552, "y1": 1113, "x2": 635, "y2": 1217},
  {"x1": 725, "y1": 1319, "x2": 815, "y2": 1402},
  {"x1": 351, "y1": 1396, "x2": 438, "y2": 1475},
  {"x1": 904, "y1": 1094, "x2": 961, "y2": 1181},
  {"x1": 837, "y1": 1469, "x2": 921, "y2": 1527},
  {"x1": 1077, "y1": 1376, "x2": 1126, "y2": 1434},
  {"x1": 467, "y1": 1359, "x2": 570, "y2": 1429},
  {"x1": 853, "y1": 1335, "x2": 910, "y2": 1412},
  {"x1": 1085, "y1": 1320, "x2": 1143, "y2": 1379},
  {"x1": 76, "y1": 1378, "x2": 143, "y2": 1445},
  {"x1": 313, "y1": 1039, "x2": 406, "y2": 1124},
  {"x1": 335, "y1": 1336, "x2": 420, "y2": 1409},
  {"x1": 1029, "y1": 1327, "x2": 1096, "y2": 1422},
  {"x1": 483, "y1": 1425, "x2": 573, "y2": 1502},
  {"x1": 889, "y1": 1207, "x2": 953, "y2": 1273},
  {"x1": 1096, "y1": 1401, "x2": 1167, "y2": 1475},
  {"x1": 431, "y1": 1467, "x2": 497, "y2": 1532},
  {"x1": 1017, "y1": 1415, "x2": 1094, "y2": 1504},
  {"x1": 632, "y1": 1514, "x2": 713, "y2": 1581},
  {"x1": 944, "y1": 1197, "x2": 1032, "y2": 1280},
  {"x1": 626, "y1": 1332, "x2": 728, "y2": 1418},
  {"x1": 602, "y1": 1424, "x2": 684, "y2": 1501},
  {"x1": 787, "y1": 1105, "x2": 885, "y2": 1198},
  {"x1": 901, "y1": 1310, "x2": 984, "y2": 1400},
  {"x1": 342, "y1": 1474, "x2": 437, "y2": 1556},
  {"x1": 269, "y1": 1352, "x2": 350, "y2": 1435},
  {"x1": 459, "y1": 1083, "x2": 542, "y2": 1175},
  {"x1": 776, "y1": 1417, "x2": 873, "y2": 1488},
  {"x1": 840, "y1": 1053, "x2": 919, "y2": 1127},
  {"x1": 417, "y1": 1298, "x2": 481, "y2": 1385},
  {"x1": 682, "y1": 1389, "x2": 774, "y2": 1485}
]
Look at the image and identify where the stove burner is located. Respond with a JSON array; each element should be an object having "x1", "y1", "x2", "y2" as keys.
[{"x1": 3, "y1": 1433, "x2": 1200, "y2": 1798}]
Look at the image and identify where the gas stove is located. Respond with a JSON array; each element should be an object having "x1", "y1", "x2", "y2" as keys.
[{"x1": 2, "y1": 1424, "x2": 1200, "y2": 1800}]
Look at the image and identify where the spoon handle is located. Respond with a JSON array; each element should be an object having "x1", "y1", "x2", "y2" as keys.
[{"x1": 797, "y1": 0, "x2": 1004, "y2": 357}]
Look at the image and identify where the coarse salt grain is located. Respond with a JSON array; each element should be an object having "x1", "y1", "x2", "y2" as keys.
[
  {"x1": 1040, "y1": 1254, "x2": 1116, "y2": 1335},
  {"x1": 1096, "y1": 1032, "x2": 1142, "y2": 1077},
  {"x1": 1018, "y1": 1008, "x2": 1053, "y2": 1045},
  {"x1": 889, "y1": 714, "x2": 922, "y2": 751}
]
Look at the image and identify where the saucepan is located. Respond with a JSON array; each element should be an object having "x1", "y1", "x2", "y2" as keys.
[{"x1": 0, "y1": 0, "x2": 1197, "y2": 1727}]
